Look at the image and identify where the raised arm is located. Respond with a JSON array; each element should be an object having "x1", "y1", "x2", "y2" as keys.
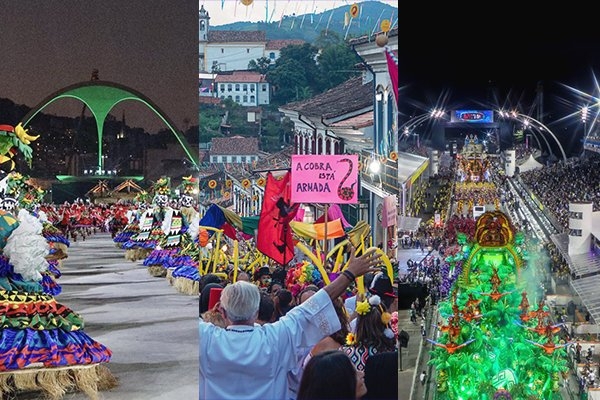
[{"x1": 324, "y1": 246, "x2": 382, "y2": 301}]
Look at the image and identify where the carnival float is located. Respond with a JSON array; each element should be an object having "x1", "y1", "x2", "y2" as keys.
[{"x1": 428, "y1": 210, "x2": 570, "y2": 400}]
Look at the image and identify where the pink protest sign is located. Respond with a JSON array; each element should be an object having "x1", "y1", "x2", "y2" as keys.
[{"x1": 291, "y1": 154, "x2": 359, "y2": 204}]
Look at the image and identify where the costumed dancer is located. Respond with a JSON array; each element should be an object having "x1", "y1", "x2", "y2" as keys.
[
  {"x1": 0, "y1": 123, "x2": 116, "y2": 398},
  {"x1": 166, "y1": 176, "x2": 202, "y2": 294},
  {"x1": 114, "y1": 193, "x2": 146, "y2": 250},
  {"x1": 0, "y1": 208, "x2": 117, "y2": 399},
  {"x1": 108, "y1": 202, "x2": 129, "y2": 239},
  {"x1": 140, "y1": 177, "x2": 175, "y2": 277},
  {"x1": 121, "y1": 190, "x2": 158, "y2": 262},
  {"x1": 11, "y1": 173, "x2": 69, "y2": 296},
  {"x1": 69, "y1": 200, "x2": 99, "y2": 241}
]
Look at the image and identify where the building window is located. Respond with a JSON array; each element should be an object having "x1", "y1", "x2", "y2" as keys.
[
  {"x1": 569, "y1": 229, "x2": 583, "y2": 237},
  {"x1": 235, "y1": 84, "x2": 240, "y2": 91},
  {"x1": 250, "y1": 84, "x2": 255, "y2": 92},
  {"x1": 221, "y1": 48, "x2": 224, "y2": 53},
  {"x1": 220, "y1": 84, "x2": 225, "y2": 92},
  {"x1": 227, "y1": 95, "x2": 232, "y2": 100},
  {"x1": 227, "y1": 84, "x2": 232, "y2": 92},
  {"x1": 269, "y1": 52, "x2": 275, "y2": 59},
  {"x1": 247, "y1": 48, "x2": 250, "y2": 53},
  {"x1": 235, "y1": 95, "x2": 240, "y2": 102},
  {"x1": 243, "y1": 84, "x2": 248, "y2": 91},
  {"x1": 250, "y1": 95, "x2": 255, "y2": 103},
  {"x1": 243, "y1": 95, "x2": 248, "y2": 102},
  {"x1": 262, "y1": 84, "x2": 267, "y2": 91},
  {"x1": 241, "y1": 156, "x2": 246, "y2": 163}
]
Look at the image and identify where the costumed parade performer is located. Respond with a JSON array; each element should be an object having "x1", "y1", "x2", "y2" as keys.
[
  {"x1": 166, "y1": 176, "x2": 201, "y2": 295},
  {"x1": 140, "y1": 176, "x2": 177, "y2": 277},
  {"x1": 0, "y1": 123, "x2": 117, "y2": 399},
  {"x1": 113, "y1": 192, "x2": 146, "y2": 250},
  {"x1": 1, "y1": 171, "x2": 69, "y2": 296}
]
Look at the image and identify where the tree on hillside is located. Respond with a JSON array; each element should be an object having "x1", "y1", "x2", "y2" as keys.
[
  {"x1": 260, "y1": 116, "x2": 295, "y2": 152},
  {"x1": 198, "y1": 103, "x2": 225, "y2": 143},
  {"x1": 248, "y1": 57, "x2": 272, "y2": 74},
  {"x1": 313, "y1": 30, "x2": 343, "y2": 49},
  {"x1": 267, "y1": 58, "x2": 311, "y2": 104},
  {"x1": 266, "y1": 43, "x2": 322, "y2": 105},
  {"x1": 317, "y1": 43, "x2": 361, "y2": 90}
]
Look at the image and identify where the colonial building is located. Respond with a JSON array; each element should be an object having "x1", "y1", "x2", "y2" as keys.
[
  {"x1": 199, "y1": 4, "x2": 304, "y2": 102},
  {"x1": 214, "y1": 71, "x2": 270, "y2": 106},
  {"x1": 199, "y1": 5, "x2": 305, "y2": 73},
  {"x1": 277, "y1": 26, "x2": 399, "y2": 249},
  {"x1": 209, "y1": 135, "x2": 260, "y2": 164},
  {"x1": 348, "y1": 27, "x2": 399, "y2": 251}
]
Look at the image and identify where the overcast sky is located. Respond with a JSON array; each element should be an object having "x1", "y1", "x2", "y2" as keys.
[
  {"x1": 1, "y1": 1, "x2": 198, "y2": 134},
  {"x1": 201, "y1": 0, "x2": 398, "y2": 26}
]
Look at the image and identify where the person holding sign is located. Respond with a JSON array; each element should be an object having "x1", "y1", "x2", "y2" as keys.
[{"x1": 199, "y1": 246, "x2": 382, "y2": 400}]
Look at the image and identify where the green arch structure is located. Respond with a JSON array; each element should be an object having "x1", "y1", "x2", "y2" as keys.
[{"x1": 20, "y1": 80, "x2": 199, "y2": 172}]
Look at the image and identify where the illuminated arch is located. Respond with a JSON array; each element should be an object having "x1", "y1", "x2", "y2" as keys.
[
  {"x1": 20, "y1": 80, "x2": 199, "y2": 171},
  {"x1": 458, "y1": 244, "x2": 523, "y2": 289}
]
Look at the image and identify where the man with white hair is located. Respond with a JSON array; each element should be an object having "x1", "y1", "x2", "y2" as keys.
[{"x1": 199, "y1": 247, "x2": 382, "y2": 400}]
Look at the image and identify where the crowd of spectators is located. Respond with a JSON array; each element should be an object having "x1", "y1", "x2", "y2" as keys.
[
  {"x1": 198, "y1": 247, "x2": 399, "y2": 399},
  {"x1": 520, "y1": 153, "x2": 600, "y2": 229}
]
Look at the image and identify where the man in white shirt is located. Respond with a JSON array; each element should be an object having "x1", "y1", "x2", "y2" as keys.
[{"x1": 199, "y1": 247, "x2": 382, "y2": 400}]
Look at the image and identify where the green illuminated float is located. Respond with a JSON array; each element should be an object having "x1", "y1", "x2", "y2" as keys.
[{"x1": 429, "y1": 211, "x2": 570, "y2": 400}]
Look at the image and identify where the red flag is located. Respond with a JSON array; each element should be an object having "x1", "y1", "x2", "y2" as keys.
[
  {"x1": 385, "y1": 46, "x2": 398, "y2": 105},
  {"x1": 256, "y1": 172, "x2": 299, "y2": 266}
]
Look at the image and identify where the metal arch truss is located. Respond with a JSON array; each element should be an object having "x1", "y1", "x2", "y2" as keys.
[{"x1": 20, "y1": 80, "x2": 199, "y2": 171}]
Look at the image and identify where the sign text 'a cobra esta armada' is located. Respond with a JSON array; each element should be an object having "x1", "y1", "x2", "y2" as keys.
[{"x1": 291, "y1": 154, "x2": 358, "y2": 204}]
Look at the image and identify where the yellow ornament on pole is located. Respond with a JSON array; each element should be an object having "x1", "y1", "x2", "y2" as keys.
[
  {"x1": 241, "y1": 0, "x2": 254, "y2": 6},
  {"x1": 349, "y1": 3, "x2": 359, "y2": 18},
  {"x1": 380, "y1": 19, "x2": 391, "y2": 32}
]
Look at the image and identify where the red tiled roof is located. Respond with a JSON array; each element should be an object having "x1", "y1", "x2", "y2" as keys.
[
  {"x1": 199, "y1": 97, "x2": 221, "y2": 105},
  {"x1": 281, "y1": 76, "x2": 372, "y2": 119},
  {"x1": 208, "y1": 30, "x2": 266, "y2": 43},
  {"x1": 211, "y1": 136, "x2": 260, "y2": 155},
  {"x1": 265, "y1": 39, "x2": 305, "y2": 50},
  {"x1": 215, "y1": 71, "x2": 266, "y2": 83},
  {"x1": 329, "y1": 112, "x2": 373, "y2": 129}
]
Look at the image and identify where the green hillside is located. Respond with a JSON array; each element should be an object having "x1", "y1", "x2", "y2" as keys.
[{"x1": 210, "y1": 1, "x2": 397, "y2": 43}]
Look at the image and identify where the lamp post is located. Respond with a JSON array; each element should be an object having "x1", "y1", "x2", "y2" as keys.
[
  {"x1": 399, "y1": 109, "x2": 446, "y2": 146},
  {"x1": 498, "y1": 110, "x2": 567, "y2": 163},
  {"x1": 582, "y1": 105, "x2": 589, "y2": 139}
]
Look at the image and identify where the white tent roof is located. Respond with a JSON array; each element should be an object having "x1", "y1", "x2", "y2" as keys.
[
  {"x1": 518, "y1": 154, "x2": 544, "y2": 173},
  {"x1": 398, "y1": 152, "x2": 429, "y2": 185}
]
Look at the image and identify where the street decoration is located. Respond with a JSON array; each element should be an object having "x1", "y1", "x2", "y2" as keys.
[{"x1": 349, "y1": 3, "x2": 359, "y2": 18}]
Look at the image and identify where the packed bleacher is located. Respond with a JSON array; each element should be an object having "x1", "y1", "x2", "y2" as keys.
[{"x1": 519, "y1": 153, "x2": 600, "y2": 229}]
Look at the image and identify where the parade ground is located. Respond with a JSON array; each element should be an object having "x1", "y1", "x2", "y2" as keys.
[{"x1": 17, "y1": 232, "x2": 199, "y2": 400}]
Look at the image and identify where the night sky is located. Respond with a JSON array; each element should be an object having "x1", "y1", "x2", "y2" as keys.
[
  {"x1": 0, "y1": 1, "x2": 199, "y2": 134},
  {"x1": 399, "y1": 4, "x2": 600, "y2": 115}
]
